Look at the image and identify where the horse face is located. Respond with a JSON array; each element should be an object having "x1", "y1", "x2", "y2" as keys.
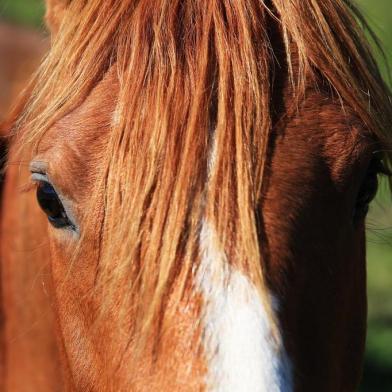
[
  {"x1": 29, "y1": 73, "x2": 376, "y2": 391},
  {"x1": 21, "y1": 0, "x2": 388, "y2": 390},
  {"x1": 263, "y1": 92, "x2": 372, "y2": 390},
  {"x1": 29, "y1": 70, "x2": 209, "y2": 390}
]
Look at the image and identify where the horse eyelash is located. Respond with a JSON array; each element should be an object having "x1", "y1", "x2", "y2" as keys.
[
  {"x1": 373, "y1": 157, "x2": 392, "y2": 177},
  {"x1": 20, "y1": 181, "x2": 38, "y2": 194},
  {"x1": 369, "y1": 149, "x2": 392, "y2": 176}
]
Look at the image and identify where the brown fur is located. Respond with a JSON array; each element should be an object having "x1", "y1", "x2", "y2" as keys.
[
  {"x1": 0, "y1": 23, "x2": 48, "y2": 125},
  {"x1": 1, "y1": 0, "x2": 392, "y2": 390},
  {"x1": 0, "y1": 22, "x2": 61, "y2": 391}
]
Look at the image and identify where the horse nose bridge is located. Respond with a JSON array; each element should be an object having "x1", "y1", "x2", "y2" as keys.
[{"x1": 195, "y1": 220, "x2": 293, "y2": 391}]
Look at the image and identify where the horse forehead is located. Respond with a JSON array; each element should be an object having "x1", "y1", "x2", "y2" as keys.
[
  {"x1": 36, "y1": 70, "x2": 118, "y2": 166},
  {"x1": 273, "y1": 93, "x2": 371, "y2": 183},
  {"x1": 31, "y1": 71, "x2": 118, "y2": 200},
  {"x1": 38, "y1": 69, "x2": 119, "y2": 154}
]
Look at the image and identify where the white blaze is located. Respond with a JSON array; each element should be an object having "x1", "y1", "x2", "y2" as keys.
[{"x1": 197, "y1": 222, "x2": 293, "y2": 392}]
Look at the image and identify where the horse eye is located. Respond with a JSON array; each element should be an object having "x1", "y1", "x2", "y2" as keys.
[
  {"x1": 353, "y1": 157, "x2": 383, "y2": 223},
  {"x1": 36, "y1": 181, "x2": 73, "y2": 229}
]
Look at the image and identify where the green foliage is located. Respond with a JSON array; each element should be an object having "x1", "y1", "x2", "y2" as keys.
[
  {"x1": 356, "y1": 0, "x2": 392, "y2": 83},
  {"x1": 0, "y1": 0, "x2": 45, "y2": 28},
  {"x1": 362, "y1": 237, "x2": 392, "y2": 390}
]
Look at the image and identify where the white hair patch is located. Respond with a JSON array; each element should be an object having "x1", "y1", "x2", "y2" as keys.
[{"x1": 196, "y1": 221, "x2": 293, "y2": 392}]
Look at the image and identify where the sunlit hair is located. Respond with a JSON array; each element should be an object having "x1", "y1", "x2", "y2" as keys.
[{"x1": 16, "y1": 0, "x2": 392, "y2": 349}]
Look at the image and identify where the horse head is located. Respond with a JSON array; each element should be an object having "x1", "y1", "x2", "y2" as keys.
[{"x1": 3, "y1": 0, "x2": 392, "y2": 390}]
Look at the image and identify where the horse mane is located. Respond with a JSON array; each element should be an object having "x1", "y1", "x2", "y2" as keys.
[{"x1": 16, "y1": 0, "x2": 392, "y2": 348}]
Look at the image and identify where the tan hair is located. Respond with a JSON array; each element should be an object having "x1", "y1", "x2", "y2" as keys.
[{"x1": 17, "y1": 0, "x2": 392, "y2": 348}]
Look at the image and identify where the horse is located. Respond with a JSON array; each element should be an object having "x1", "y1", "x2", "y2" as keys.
[
  {"x1": 1, "y1": 0, "x2": 392, "y2": 390},
  {"x1": 0, "y1": 21, "x2": 57, "y2": 392}
]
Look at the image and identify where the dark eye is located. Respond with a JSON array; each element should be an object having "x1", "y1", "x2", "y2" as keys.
[
  {"x1": 36, "y1": 181, "x2": 74, "y2": 229},
  {"x1": 353, "y1": 156, "x2": 384, "y2": 223}
]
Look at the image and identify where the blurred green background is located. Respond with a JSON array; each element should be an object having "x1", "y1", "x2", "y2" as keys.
[
  {"x1": 0, "y1": 0, "x2": 391, "y2": 390},
  {"x1": 0, "y1": 0, "x2": 44, "y2": 28},
  {"x1": 355, "y1": 1, "x2": 392, "y2": 390}
]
